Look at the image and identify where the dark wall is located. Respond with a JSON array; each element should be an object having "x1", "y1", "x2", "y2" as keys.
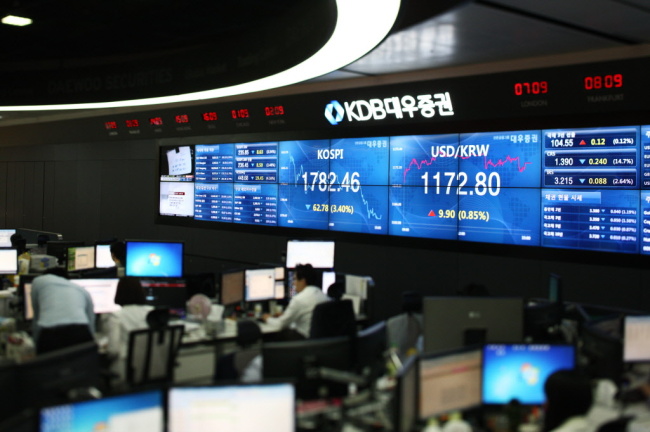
[{"x1": 1, "y1": 135, "x2": 648, "y2": 322}]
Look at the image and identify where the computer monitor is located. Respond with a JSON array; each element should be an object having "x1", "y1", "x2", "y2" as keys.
[
  {"x1": 548, "y1": 273, "x2": 563, "y2": 303},
  {"x1": 422, "y1": 296, "x2": 524, "y2": 354},
  {"x1": 95, "y1": 243, "x2": 116, "y2": 269},
  {"x1": 125, "y1": 240, "x2": 184, "y2": 278},
  {"x1": 220, "y1": 269, "x2": 245, "y2": 306},
  {"x1": 245, "y1": 268, "x2": 282, "y2": 302},
  {"x1": 321, "y1": 271, "x2": 337, "y2": 294},
  {"x1": 394, "y1": 354, "x2": 418, "y2": 432},
  {"x1": 482, "y1": 343, "x2": 576, "y2": 406},
  {"x1": 46, "y1": 240, "x2": 85, "y2": 266},
  {"x1": 624, "y1": 315, "x2": 650, "y2": 362},
  {"x1": 263, "y1": 335, "x2": 352, "y2": 400},
  {"x1": 0, "y1": 229, "x2": 15, "y2": 248},
  {"x1": 66, "y1": 245, "x2": 96, "y2": 272},
  {"x1": 39, "y1": 389, "x2": 164, "y2": 432},
  {"x1": 419, "y1": 346, "x2": 483, "y2": 419},
  {"x1": 580, "y1": 317, "x2": 624, "y2": 382},
  {"x1": 285, "y1": 239, "x2": 335, "y2": 269},
  {"x1": 140, "y1": 278, "x2": 188, "y2": 312},
  {"x1": 71, "y1": 278, "x2": 121, "y2": 314},
  {"x1": 17, "y1": 341, "x2": 101, "y2": 411},
  {"x1": 168, "y1": 384, "x2": 295, "y2": 432},
  {"x1": 0, "y1": 248, "x2": 17, "y2": 274}
]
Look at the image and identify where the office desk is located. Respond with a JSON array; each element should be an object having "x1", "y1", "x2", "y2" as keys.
[{"x1": 176, "y1": 318, "x2": 281, "y2": 346}]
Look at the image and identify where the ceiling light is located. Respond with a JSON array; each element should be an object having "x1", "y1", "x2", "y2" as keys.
[
  {"x1": 0, "y1": 0, "x2": 401, "y2": 111},
  {"x1": 1, "y1": 15, "x2": 32, "y2": 26}
]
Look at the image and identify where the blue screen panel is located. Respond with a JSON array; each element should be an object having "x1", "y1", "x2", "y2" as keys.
[
  {"x1": 541, "y1": 189, "x2": 639, "y2": 253},
  {"x1": 278, "y1": 184, "x2": 330, "y2": 230},
  {"x1": 329, "y1": 185, "x2": 388, "y2": 234},
  {"x1": 278, "y1": 139, "x2": 330, "y2": 184},
  {"x1": 459, "y1": 130, "x2": 542, "y2": 188},
  {"x1": 641, "y1": 191, "x2": 650, "y2": 254},
  {"x1": 329, "y1": 137, "x2": 389, "y2": 186},
  {"x1": 389, "y1": 186, "x2": 458, "y2": 239},
  {"x1": 232, "y1": 183, "x2": 278, "y2": 226},
  {"x1": 234, "y1": 142, "x2": 279, "y2": 183},
  {"x1": 194, "y1": 182, "x2": 234, "y2": 222},
  {"x1": 458, "y1": 187, "x2": 541, "y2": 246},
  {"x1": 195, "y1": 143, "x2": 235, "y2": 182},
  {"x1": 40, "y1": 390, "x2": 163, "y2": 432},
  {"x1": 125, "y1": 241, "x2": 184, "y2": 278},
  {"x1": 482, "y1": 344, "x2": 576, "y2": 405},
  {"x1": 389, "y1": 134, "x2": 459, "y2": 186}
]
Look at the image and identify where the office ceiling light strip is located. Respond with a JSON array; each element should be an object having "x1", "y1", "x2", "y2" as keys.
[{"x1": 0, "y1": 0, "x2": 401, "y2": 111}]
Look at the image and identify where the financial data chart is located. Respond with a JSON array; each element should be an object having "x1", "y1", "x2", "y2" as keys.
[{"x1": 159, "y1": 125, "x2": 650, "y2": 255}]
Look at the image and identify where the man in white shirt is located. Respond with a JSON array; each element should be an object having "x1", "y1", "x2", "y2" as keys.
[{"x1": 262, "y1": 263, "x2": 329, "y2": 339}]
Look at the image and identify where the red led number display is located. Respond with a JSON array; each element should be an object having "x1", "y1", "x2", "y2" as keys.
[
  {"x1": 125, "y1": 119, "x2": 140, "y2": 128},
  {"x1": 264, "y1": 105, "x2": 285, "y2": 116},
  {"x1": 149, "y1": 117, "x2": 163, "y2": 126},
  {"x1": 175, "y1": 114, "x2": 190, "y2": 124},
  {"x1": 231, "y1": 109, "x2": 250, "y2": 119},
  {"x1": 202, "y1": 112, "x2": 218, "y2": 121},
  {"x1": 104, "y1": 121, "x2": 118, "y2": 130},
  {"x1": 513, "y1": 81, "x2": 548, "y2": 96},
  {"x1": 584, "y1": 74, "x2": 623, "y2": 90}
]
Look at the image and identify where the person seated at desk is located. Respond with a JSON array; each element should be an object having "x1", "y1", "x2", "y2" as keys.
[
  {"x1": 110, "y1": 241, "x2": 126, "y2": 277},
  {"x1": 31, "y1": 267, "x2": 96, "y2": 354},
  {"x1": 543, "y1": 369, "x2": 594, "y2": 432},
  {"x1": 101, "y1": 277, "x2": 153, "y2": 380},
  {"x1": 260, "y1": 263, "x2": 329, "y2": 340}
]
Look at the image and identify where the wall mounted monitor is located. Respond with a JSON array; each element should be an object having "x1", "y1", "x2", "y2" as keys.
[
  {"x1": 0, "y1": 229, "x2": 15, "y2": 248},
  {"x1": 220, "y1": 269, "x2": 245, "y2": 306},
  {"x1": 0, "y1": 249, "x2": 17, "y2": 275},
  {"x1": 39, "y1": 389, "x2": 164, "y2": 432},
  {"x1": 66, "y1": 245, "x2": 96, "y2": 272},
  {"x1": 125, "y1": 240, "x2": 184, "y2": 278},
  {"x1": 624, "y1": 315, "x2": 650, "y2": 362},
  {"x1": 95, "y1": 243, "x2": 116, "y2": 269},
  {"x1": 423, "y1": 296, "x2": 524, "y2": 354},
  {"x1": 168, "y1": 384, "x2": 295, "y2": 432},
  {"x1": 419, "y1": 346, "x2": 482, "y2": 419},
  {"x1": 71, "y1": 279, "x2": 121, "y2": 314},
  {"x1": 245, "y1": 268, "x2": 279, "y2": 302},
  {"x1": 285, "y1": 240, "x2": 335, "y2": 269},
  {"x1": 482, "y1": 343, "x2": 576, "y2": 406}
]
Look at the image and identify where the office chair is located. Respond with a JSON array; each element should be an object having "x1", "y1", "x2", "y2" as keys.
[
  {"x1": 309, "y1": 299, "x2": 357, "y2": 339},
  {"x1": 125, "y1": 324, "x2": 184, "y2": 387},
  {"x1": 214, "y1": 319, "x2": 262, "y2": 382}
]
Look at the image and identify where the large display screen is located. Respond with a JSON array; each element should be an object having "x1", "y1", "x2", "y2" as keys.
[{"x1": 158, "y1": 125, "x2": 650, "y2": 255}]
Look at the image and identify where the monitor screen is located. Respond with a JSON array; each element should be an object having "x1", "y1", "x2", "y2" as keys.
[
  {"x1": 46, "y1": 240, "x2": 85, "y2": 266},
  {"x1": 71, "y1": 279, "x2": 121, "y2": 314},
  {"x1": 66, "y1": 245, "x2": 96, "y2": 272},
  {"x1": 285, "y1": 240, "x2": 335, "y2": 269},
  {"x1": 0, "y1": 229, "x2": 15, "y2": 248},
  {"x1": 0, "y1": 249, "x2": 17, "y2": 274},
  {"x1": 419, "y1": 346, "x2": 482, "y2": 419},
  {"x1": 482, "y1": 343, "x2": 576, "y2": 405},
  {"x1": 624, "y1": 315, "x2": 650, "y2": 362},
  {"x1": 140, "y1": 278, "x2": 187, "y2": 311},
  {"x1": 423, "y1": 296, "x2": 524, "y2": 354},
  {"x1": 245, "y1": 268, "x2": 279, "y2": 302},
  {"x1": 95, "y1": 244, "x2": 116, "y2": 269},
  {"x1": 125, "y1": 240, "x2": 184, "y2": 278},
  {"x1": 220, "y1": 269, "x2": 245, "y2": 306},
  {"x1": 168, "y1": 384, "x2": 295, "y2": 432},
  {"x1": 39, "y1": 389, "x2": 164, "y2": 432},
  {"x1": 321, "y1": 271, "x2": 336, "y2": 294},
  {"x1": 548, "y1": 273, "x2": 563, "y2": 303}
]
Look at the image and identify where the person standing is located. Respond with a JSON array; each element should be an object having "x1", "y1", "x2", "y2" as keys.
[{"x1": 31, "y1": 268, "x2": 96, "y2": 354}]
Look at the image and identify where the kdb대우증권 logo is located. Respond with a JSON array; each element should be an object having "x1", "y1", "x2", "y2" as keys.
[{"x1": 324, "y1": 92, "x2": 455, "y2": 125}]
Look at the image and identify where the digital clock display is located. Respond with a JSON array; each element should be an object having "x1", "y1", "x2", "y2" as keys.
[
  {"x1": 231, "y1": 109, "x2": 250, "y2": 119},
  {"x1": 175, "y1": 114, "x2": 190, "y2": 124},
  {"x1": 149, "y1": 117, "x2": 163, "y2": 126},
  {"x1": 264, "y1": 105, "x2": 285, "y2": 116},
  {"x1": 513, "y1": 81, "x2": 548, "y2": 96},
  {"x1": 584, "y1": 74, "x2": 623, "y2": 90},
  {"x1": 125, "y1": 119, "x2": 140, "y2": 128},
  {"x1": 104, "y1": 121, "x2": 118, "y2": 130},
  {"x1": 202, "y1": 112, "x2": 218, "y2": 121}
]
